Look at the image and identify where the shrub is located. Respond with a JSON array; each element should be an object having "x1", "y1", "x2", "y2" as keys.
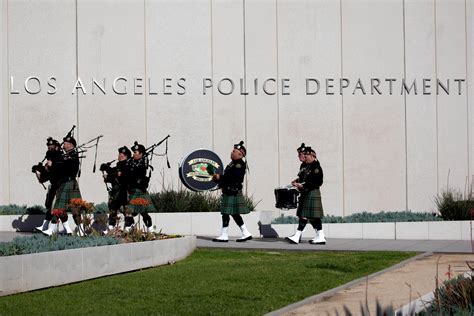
[
  {"x1": 271, "y1": 211, "x2": 442, "y2": 224},
  {"x1": 435, "y1": 189, "x2": 474, "y2": 221},
  {"x1": 150, "y1": 188, "x2": 259, "y2": 213},
  {"x1": 0, "y1": 234, "x2": 120, "y2": 257},
  {"x1": 424, "y1": 274, "x2": 474, "y2": 315}
]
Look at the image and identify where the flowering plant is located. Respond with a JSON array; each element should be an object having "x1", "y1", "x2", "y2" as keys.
[
  {"x1": 51, "y1": 208, "x2": 65, "y2": 222},
  {"x1": 67, "y1": 198, "x2": 95, "y2": 235},
  {"x1": 125, "y1": 197, "x2": 150, "y2": 216}
]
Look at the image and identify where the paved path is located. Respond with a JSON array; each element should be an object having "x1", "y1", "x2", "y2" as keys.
[
  {"x1": 197, "y1": 236, "x2": 473, "y2": 253},
  {"x1": 2, "y1": 232, "x2": 472, "y2": 253}
]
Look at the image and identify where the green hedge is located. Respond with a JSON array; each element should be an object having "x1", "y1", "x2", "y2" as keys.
[
  {"x1": 0, "y1": 234, "x2": 120, "y2": 257},
  {"x1": 0, "y1": 204, "x2": 46, "y2": 215},
  {"x1": 272, "y1": 211, "x2": 442, "y2": 224}
]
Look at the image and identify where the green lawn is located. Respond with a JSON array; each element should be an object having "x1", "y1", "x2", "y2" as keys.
[{"x1": 0, "y1": 249, "x2": 414, "y2": 315}]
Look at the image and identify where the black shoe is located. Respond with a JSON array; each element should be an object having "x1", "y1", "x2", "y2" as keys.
[
  {"x1": 236, "y1": 236, "x2": 252, "y2": 242},
  {"x1": 309, "y1": 240, "x2": 326, "y2": 245},
  {"x1": 212, "y1": 238, "x2": 229, "y2": 242}
]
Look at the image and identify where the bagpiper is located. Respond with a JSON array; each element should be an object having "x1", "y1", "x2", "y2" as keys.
[
  {"x1": 33, "y1": 137, "x2": 62, "y2": 232},
  {"x1": 42, "y1": 133, "x2": 82, "y2": 236},
  {"x1": 125, "y1": 141, "x2": 157, "y2": 233},
  {"x1": 101, "y1": 146, "x2": 131, "y2": 232},
  {"x1": 211, "y1": 141, "x2": 252, "y2": 242}
]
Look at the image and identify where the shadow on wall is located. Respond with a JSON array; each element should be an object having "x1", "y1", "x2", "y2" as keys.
[
  {"x1": 258, "y1": 221, "x2": 279, "y2": 238},
  {"x1": 11, "y1": 215, "x2": 43, "y2": 232}
]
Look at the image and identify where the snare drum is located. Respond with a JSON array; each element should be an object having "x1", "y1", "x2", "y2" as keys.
[{"x1": 274, "y1": 187, "x2": 300, "y2": 209}]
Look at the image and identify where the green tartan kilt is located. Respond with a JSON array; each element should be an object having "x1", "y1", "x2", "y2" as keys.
[
  {"x1": 127, "y1": 189, "x2": 157, "y2": 214},
  {"x1": 220, "y1": 191, "x2": 250, "y2": 215},
  {"x1": 108, "y1": 185, "x2": 128, "y2": 211},
  {"x1": 53, "y1": 179, "x2": 82, "y2": 210},
  {"x1": 296, "y1": 189, "x2": 324, "y2": 219}
]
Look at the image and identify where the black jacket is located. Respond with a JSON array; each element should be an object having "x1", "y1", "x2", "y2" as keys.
[
  {"x1": 127, "y1": 158, "x2": 149, "y2": 191},
  {"x1": 56, "y1": 151, "x2": 80, "y2": 182},
  {"x1": 300, "y1": 160, "x2": 323, "y2": 192},
  {"x1": 104, "y1": 159, "x2": 129, "y2": 186},
  {"x1": 218, "y1": 158, "x2": 246, "y2": 195}
]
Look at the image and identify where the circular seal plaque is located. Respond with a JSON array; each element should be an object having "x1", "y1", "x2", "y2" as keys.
[{"x1": 179, "y1": 149, "x2": 224, "y2": 191}]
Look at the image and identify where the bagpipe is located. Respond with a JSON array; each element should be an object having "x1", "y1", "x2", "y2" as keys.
[
  {"x1": 61, "y1": 125, "x2": 103, "y2": 177},
  {"x1": 32, "y1": 125, "x2": 103, "y2": 189},
  {"x1": 142, "y1": 134, "x2": 171, "y2": 176},
  {"x1": 31, "y1": 136, "x2": 62, "y2": 189}
]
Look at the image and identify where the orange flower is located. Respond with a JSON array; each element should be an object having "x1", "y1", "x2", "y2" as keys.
[
  {"x1": 129, "y1": 197, "x2": 150, "y2": 206},
  {"x1": 51, "y1": 208, "x2": 65, "y2": 217},
  {"x1": 67, "y1": 198, "x2": 94, "y2": 213},
  {"x1": 69, "y1": 198, "x2": 84, "y2": 206}
]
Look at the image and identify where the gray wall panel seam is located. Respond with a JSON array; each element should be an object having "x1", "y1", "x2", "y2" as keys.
[
  {"x1": 276, "y1": 0, "x2": 280, "y2": 187},
  {"x1": 144, "y1": 0, "x2": 148, "y2": 145},
  {"x1": 434, "y1": 0, "x2": 439, "y2": 194},
  {"x1": 75, "y1": 0, "x2": 79, "y2": 144},
  {"x1": 210, "y1": 0, "x2": 214, "y2": 150},
  {"x1": 402, "y1": 0, "x2": 408, "y2": 211},
  {"x1": 6, "y1": 0, "x2": 10, "y2": 203},
  {"x1": 243, "y1": 0, "x2": 248, "y2": 194},
  {"x1": 340, "y1": 0, "x2": 345, "y2": 216},
  {"x1": 465, "y1": 0, "x2": 470, "y2": 182}
]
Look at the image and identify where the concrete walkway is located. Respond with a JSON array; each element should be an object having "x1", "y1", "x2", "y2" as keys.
[
  {"x1": 197, "y1": 236, "x2": 473, "y2": 253},
  {"x1": 1, "y1": 232, "x2": 472, "y2": 253}
]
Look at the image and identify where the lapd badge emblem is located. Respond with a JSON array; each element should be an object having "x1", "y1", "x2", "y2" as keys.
[{"x1": 179, "y1": 149, "x2": 224, "y2": 191}]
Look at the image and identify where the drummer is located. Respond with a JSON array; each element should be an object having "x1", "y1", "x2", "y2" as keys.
[
  {"x1": 291, "y1": 143, "x2": 307, "y2": 186},
  {"x1": 211, "y1": 141, "x2": 252, "y2": 242},
  {"x1": 286, "y1": 146, "x2": 326, "y2": 245}
]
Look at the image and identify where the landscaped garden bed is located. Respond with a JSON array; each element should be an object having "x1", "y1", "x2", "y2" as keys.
[{"x1": 0, "y1": 235, "x2": 196, "y2": 296}]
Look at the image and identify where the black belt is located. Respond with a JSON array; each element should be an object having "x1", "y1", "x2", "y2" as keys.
[{"x1": 60, "y1": 177, "x2": 76, "y2": 183}]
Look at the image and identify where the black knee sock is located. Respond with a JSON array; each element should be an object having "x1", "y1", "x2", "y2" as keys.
[
  {"x1": 309, "y1": 218, "x2": 322, "y2": 230},
  {"x1": 297, "y1": 218, "x2": 308, "y2": 231},
  {"x1": 222, "y1": 214, "x2": 230, "y2": 227},
  {"x1": 125, "y1": 216, "x2": 134, "y2": 227},
  {"x1": 141, "y1": 213, "x2": 152, "y2": 227},
  {"x1": 45, "y1": 210, "x2": 53, "y2": 221},
  {"x1": 108, "y1": 211, "x2": 118, "y2": 226},
  {"x1": 232, "y1": 214, "x2": 244, "y2": 227}
]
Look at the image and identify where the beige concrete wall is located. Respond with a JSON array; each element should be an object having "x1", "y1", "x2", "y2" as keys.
[
  {"x1": 405, "y1": 0, "x2": 437, "y2": 211},
  {"x1": 0, "y1": 0, "x2": 8, "y2": 204},
  {"x1": 7, "y1": 0, "x2": 77, "y2": 205},
  {"x1": 436, "y1": 0, "x2": 469, "y2": 196},
  {"x1": 77, "y1": 0, "x2": 147, "y2": 202},
  {"x1": 341, "y1": 0, "x2": 406, "y2": 213},
  {"x1": 0, "y1": 0, "x2": 472, "y2": 216},
  {"x1": 278, "y1": 0, "x2": 343, "y2": 215},
  {"x1": 469, "y1": 0, "x2": 474, "y2": 194}
]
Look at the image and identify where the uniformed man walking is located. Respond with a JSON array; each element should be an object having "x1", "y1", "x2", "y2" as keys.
[
  {"x1": 125, "y1": 141, "x2": 157, "y2": 233},
  {"x1": 34, "y1": 137, "x2": 62, "y2": 232},
  {"x1": 286, "y1": 146, "x2": 326, "y2": 245},
  {"x1": 42, "y1": 133, "x2": 81, "y2": 236},
  {"x1": 212, "y1": 141, "x2": 252, "y2": 242},
  {"x1": 101, "y1": 146, "x2": 131, "y2": 232}
]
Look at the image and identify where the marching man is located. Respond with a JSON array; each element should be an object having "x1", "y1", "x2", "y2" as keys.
[
  {"x1": 286, "y1": 146, "x2": 326, "y2": 245},
  {"x1": 212, "y1": 141, "x2": 252, "y2": 242}
]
